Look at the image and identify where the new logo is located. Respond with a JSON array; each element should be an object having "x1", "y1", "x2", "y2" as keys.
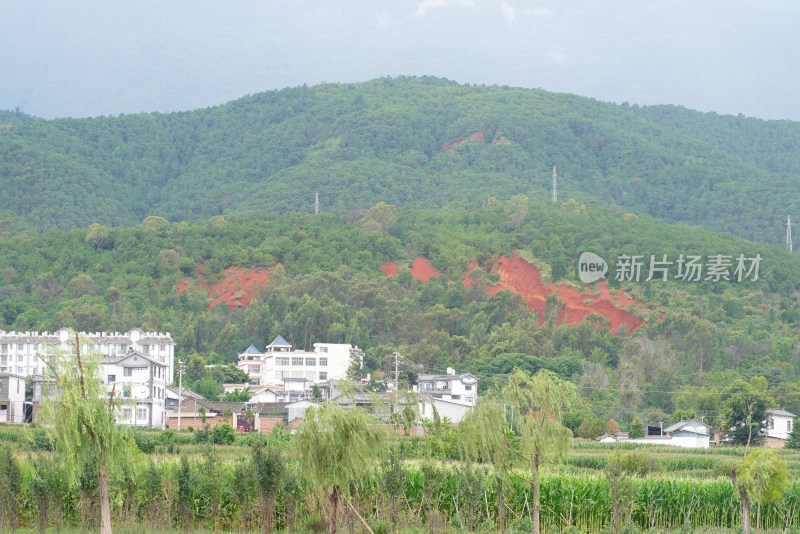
[{"x1": 578, "y1": 252, "x2": 608, "y2": 283}]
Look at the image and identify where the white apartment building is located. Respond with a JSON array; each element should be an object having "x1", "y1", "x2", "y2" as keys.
[
  {"x1": 1, "y1": 328, "x2": 174, "y2": 428},
  {"x1": 241, "y1": 335, "x2": 360, "y2": 391}
]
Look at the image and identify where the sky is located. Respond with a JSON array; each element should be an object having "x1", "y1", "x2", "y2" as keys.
[{"x1": 2, "y1": 1, "x2": 798, "y2": 121}]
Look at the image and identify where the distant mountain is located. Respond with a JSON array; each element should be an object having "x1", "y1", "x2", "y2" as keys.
[{"x1": 1, "y1": 77, "x2": 799, "y2": 243}]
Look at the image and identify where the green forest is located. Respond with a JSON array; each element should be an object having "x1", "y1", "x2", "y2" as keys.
[
  {"x1": 1, "y1": 196, "x2": 799, "y2": 430},
  {"x1": 2, "y1": 76, "x2": 800, "y2": 244}
]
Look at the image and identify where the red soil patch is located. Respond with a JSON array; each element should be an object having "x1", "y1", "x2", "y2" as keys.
[
  {"x1": 177, "y1": 264, "x2": 272, "y2": 312},
  {"x1": 442, "y1": 130, "x2": 486, "y2": 151},
  {"x1": 410, "y1": 257, "x2": 442, "y2": 283},
  {"x1": 380, "y1": 260, "x2": 399, "y2": 277},
  {"x1": 460, "y1": 255, "x2": 644, "y2": 334},
  {"x1": 487, "y1": 255, "x2": 643, "y2": 333}
]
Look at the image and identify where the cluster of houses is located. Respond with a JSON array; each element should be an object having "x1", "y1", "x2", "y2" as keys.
[
  {"x1": 596, "y1": 410, "x2": 795, "y2": 449},
  {"x1": 0, "y1": 329, "x2": 481, "y2": 434},
  {"x1": 2, "y1": 329, "x2": 796, "y2": 448}
]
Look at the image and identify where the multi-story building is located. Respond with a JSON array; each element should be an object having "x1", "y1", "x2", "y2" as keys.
[
  {"x1": 0, "y1": 373, "x2": 25, "y2": 423},
  {"x1": 237, "y1": 345, "x2": 264, "y2": 383},
  {"x1": 416, "y1": 368, "x2": 478, "y2": 406},
  {"x1": 1, "y1": 328, "x2": 174, "y2": 428},
  {"x1": 240, "y1": 335, "x2": 361, "y2": 393},
  {"x1": 416, "y1": 368, "x2": 478, "y2": 424}
]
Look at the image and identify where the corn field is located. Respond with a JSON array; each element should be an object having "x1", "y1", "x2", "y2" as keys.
[{"x1": 3, "y1": 424, "x2": 800, "y2": 532}]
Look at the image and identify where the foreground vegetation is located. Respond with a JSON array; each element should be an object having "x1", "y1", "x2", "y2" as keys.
[{"x1": 2, "y1": 407, "x2": 799, "y2": 533}]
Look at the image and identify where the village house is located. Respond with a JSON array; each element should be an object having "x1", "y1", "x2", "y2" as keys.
[
  {"x1": 0, "y1": 373, "x2": 25, "y2": 424},
  {"x1": 596, "y1": 419, "x2": 712, "y2": 449},
  {"x1": 765, "y1": 408, "x2": 796, "y2": 447}
]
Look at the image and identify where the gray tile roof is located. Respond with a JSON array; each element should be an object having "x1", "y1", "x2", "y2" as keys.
[{"x1": 268, "y1": 335, "x2": 291, "y2": 348}]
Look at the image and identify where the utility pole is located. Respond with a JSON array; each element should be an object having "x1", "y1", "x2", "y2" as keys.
[
  {"x1": 391, "y1": 351, "x2": 400, "y2": 391},
  {"x1": 551, "y1": 166, "x2": 558, "y2": 204},
  {"x1": 787, "y1": 215, "x2": 793, "y2": 252},
  {"x1": 177, "y1": 359, "x2": 184, "y2": 430},
  {"x1": 315, "y1": 191, "x2": 320, "y2": 215}
]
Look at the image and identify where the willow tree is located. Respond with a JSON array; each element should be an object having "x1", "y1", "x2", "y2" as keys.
[
  {"x1": 495, "y1": 369, "x2": 577, "y2": 534},
  {"x1": 731, "y1": 448, "x2": 789, "y2": 534},
  {"x1": 294, "y1": 403, "x2": 383, "y2": 534},
  {"x1": 39, "y1": 333, "x2": 134, "y2": 534}
]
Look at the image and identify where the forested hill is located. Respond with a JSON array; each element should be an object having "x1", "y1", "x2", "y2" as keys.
[
  {"x1": 0, "y1": 202, "x2": 799, "y2": 417},
  {"x1": 2, "y1": 76, "x2": 799, "y2": 244}
]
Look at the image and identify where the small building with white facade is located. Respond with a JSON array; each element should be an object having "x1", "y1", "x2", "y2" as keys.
[
  {"x1": 596, "y1": 419, "x2": 712, "y2": 449},
  {"x1": 765, "y1": 408, "x2": 796, "y2": 446},
  {"x1": 0, "y1": 373, "x2": 25, "y2": 424},
  {"x1": 416, "y1": 368, "x2": 478, "y2": 406}
]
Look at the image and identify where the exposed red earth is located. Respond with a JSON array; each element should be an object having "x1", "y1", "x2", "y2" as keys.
[
  {"x1": 383, "y1": 255, "x2": 644, "y2": 334},
  {"x1": 177, "y1": 263, "x2": 272, "y2": 312},
  {"x1": 381, "y1": 257, "x2": 443, "y2": 283},
  {"x1": 410, "y1": 257, "x2": 442, "y2": 283},
  {"x1": 380, "y1": 260, "x2": 399, "y2": 277},
  {"x1": 441, "y1": 129, "x2": 509, "y2": 151}
]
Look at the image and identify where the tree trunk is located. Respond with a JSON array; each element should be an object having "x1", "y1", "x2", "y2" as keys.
[
  {"x1": 497, "y1": 478, "x2": 505, "y2": 534},
  {"x1": 532, "y1": 453, "x2": 540, "y2": 534},
  {"x1": 329, "y1": 487, "x2": 339, "y2": 534},
  {"x1": 756, "y1": 502, "x2": 761, "y2": 534},
  {"x1": 740, "y1": 488, "x2": 751, "y2": 534},
  {"x1": 99, "y1": 463, "x2": 113, "y2": 534}
]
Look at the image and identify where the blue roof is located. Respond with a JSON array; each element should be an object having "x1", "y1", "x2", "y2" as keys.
[
  {"x1": 267, "y1": 335, "x2": 291, "y2": 348},
  {"x1": 242, "y1": 345, "x2": 263, "y2": 355}
]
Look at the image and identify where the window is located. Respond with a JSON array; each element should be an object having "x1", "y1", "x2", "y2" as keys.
[
  {"x1": 122, "y1": 408, "x2": 132, "y2": 420},
  {"x1": 305, "y1": 358, "x2": 316, "y2": 366},
  {"x1": 305, "y1": 371, "x2": 315, "y2": 380},
  {"x1": 465, "y1": 385, "x2": 472, "y2": 391},
  {"x1": 124, "y1": 367, "x2": 132, "y2": 377},
  {"x1": 318, "y1": 346, "x2": 328, "y2": 353},
  {"x1": 107, "y1": 374, "x2": 116, "y2": 383},
  {"x1": 768, "y1": 418, "x2": 775, "y2": 430},
  {"x1": 159, "y1": 344, "x2": 166, "y2": 351},
  {"x1": 319, "y1": 357, "x2": 328, "y2": 366},
  {"x1": 291, "y1": 357, "x2": 303, "y2": 366},
  {"x1": 451, "y1": 395, "x2": 460, "y2": 400},
  {"x1": 319, "y1": 372, "x2": 327, "y2": 380},
  {"x1": 276, "y1": 357, "x2": 290, "y2": 366},
  {"x1": 1, "y1": 344, "x2": 7, "y2": 352},
  {"x1": 789, "y1": 420, "x2": 793, "y2": 432},
  {"x1": 17, "y1": 354, "x2": 23, "y2": 362},
  {"x1": 137, "y1": 407, "x2": 147, "y2": 420},
  {"x1": 17, "y1": 343, "x2": 24, "y2": 350}
]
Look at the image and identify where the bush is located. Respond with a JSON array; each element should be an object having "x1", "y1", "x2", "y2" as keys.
[{"x1": 209, "y1": 423, "x2": 236, "y2": 445}]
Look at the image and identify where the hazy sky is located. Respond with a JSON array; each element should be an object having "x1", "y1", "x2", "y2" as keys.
[{"x1": 2, "y1": 1, "x2": 798, "y2": 120}]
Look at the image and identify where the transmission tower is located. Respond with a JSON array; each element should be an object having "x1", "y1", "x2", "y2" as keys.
[
  {"x1": 787, "y1": 215, "x2": 794, "y2": 252},
  {"x1": 314, "y1": 191, "x2": 319, "y2": 215},
  {"x1": 551, "y1": 166, "x2": 558, "y2": 204}
]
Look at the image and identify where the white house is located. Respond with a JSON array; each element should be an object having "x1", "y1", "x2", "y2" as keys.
[
  {"x1": 0, "y1": 373, "x2": 25, "y2": 423},
  {"x1": 243, "y1": 335, "x2": 361, "y2": 389},
  {"x1": 418, "y1": 395, "x2": 474, "y2": 424},
  {"x1": 596, "y1": 419, "x2": 712, "y2": 449},
  {"x1": 416, "y1": 368, "x2": 478, "y2": 406},
  {"x1": 101, "y1": 351, "x2": 169, "y2": 428},
  {"x1": 766, "y1": 408, "x2": 796, "y2": 441}
]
